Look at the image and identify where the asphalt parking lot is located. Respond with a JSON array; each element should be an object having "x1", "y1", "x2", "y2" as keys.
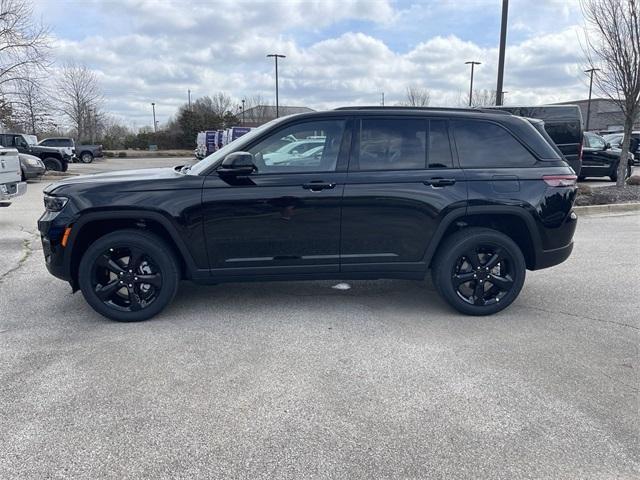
[{"x1": 1, "y1": 158, "x2": 639, "y2": 479}]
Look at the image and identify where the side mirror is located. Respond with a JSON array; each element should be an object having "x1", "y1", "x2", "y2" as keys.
[{"x1": 218, "y1": 151, "x2": 256, "y2": 175}]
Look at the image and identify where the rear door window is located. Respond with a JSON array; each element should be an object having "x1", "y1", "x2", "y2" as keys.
[
  {"x1": 453, "y1": 120, "x2": 537, "y2": 168},
  {"x1": 357, "y1": 118, "x2": 427, "y2": 171}
]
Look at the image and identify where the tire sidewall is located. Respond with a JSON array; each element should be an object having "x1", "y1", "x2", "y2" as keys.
[
  {"x1": 434, "y1": 230, "x2": 526, "y2": 316},
  {"x1": 78, "y1": 231, "x2": 179, "y2": 322},
  {"x1": 81, "y1": 152, "x2": 93, "y2": 163},
  {"x1": 43, "y1": 157, "x2": 62, "y2": 171}
]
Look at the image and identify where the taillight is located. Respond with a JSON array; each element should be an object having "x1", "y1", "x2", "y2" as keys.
[{"x1": 543, "y1": 175, "x2": 577, "y2": 187}]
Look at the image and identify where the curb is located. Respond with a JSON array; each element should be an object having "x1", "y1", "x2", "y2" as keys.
[{"x1": 574, "y1": 202, "x2": 640, "y2": 216}]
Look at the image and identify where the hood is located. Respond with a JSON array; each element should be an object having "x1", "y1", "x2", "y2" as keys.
[
  {"x1": 31, "y1": 144, "x2": 65, "y2": 154},
  {"x1": 44, "y1": 166, "x2": 186, "y2": 194}
]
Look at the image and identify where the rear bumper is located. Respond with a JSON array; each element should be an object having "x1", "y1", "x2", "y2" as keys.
[
  {"x1": 533, "y1": 241, "x2": 574, "y2": 270},
  {"x1": 23, "y1": 164, "x2": 45, "y2": 179},
  {"x1": 0, "y1": 181, "x2": 26, "y2": 200}
]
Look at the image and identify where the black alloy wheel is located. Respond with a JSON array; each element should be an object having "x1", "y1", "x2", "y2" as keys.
[
  {"x1": 432, "y1": 227, "x2": 526, "y2": 315},
  {"x1": 78, "y1": 229, "x2": 179, "y2": 322},
  {"x1": 91, "y1": 246, "x2": 162, "y2": 312},
  {"x1": 452, "y1": 245, "x2": 515, "y2": 307}
]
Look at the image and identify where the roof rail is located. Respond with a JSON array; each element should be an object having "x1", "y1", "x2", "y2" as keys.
[{"x1": 334, "y1": 106, "x2": 513, "y2": 115}]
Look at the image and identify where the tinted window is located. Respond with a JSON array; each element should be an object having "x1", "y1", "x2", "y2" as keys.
[
  {"x1": 357, "y1": 118, "x2": 427, "y2": 171},
  {"x1": 248, "y1": 120, "x2": 345, "y2": 173},
  {"x1": 428, "y1": 120, "x2": 453, "y2": 168},
  {"x1": 41, "y1": 139, "x2": 53, "y2": 146},
  {"x1": 454, "y1": 120, "x2": 536, "y2": 168}
]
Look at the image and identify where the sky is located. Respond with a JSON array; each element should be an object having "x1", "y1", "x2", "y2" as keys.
[{"x1": 32, "y1": 0, "x2": 591, "y2": 129}]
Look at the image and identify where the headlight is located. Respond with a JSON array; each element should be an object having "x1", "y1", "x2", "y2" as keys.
[
  {"x1": 23, "y1": 156, "x2": 41, "y2": 167},
  {"x1": 44, "y1": 194, "x2": 69, "y2": 212}
]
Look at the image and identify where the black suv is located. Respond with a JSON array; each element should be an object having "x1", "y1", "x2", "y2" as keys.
[{"x1": 38, "y1": 108, "x2": 578, "y2": 321}]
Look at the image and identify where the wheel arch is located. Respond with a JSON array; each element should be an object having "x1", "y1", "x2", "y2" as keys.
[
  {"x1": 66, "y1": 211, "x2": 199, "y2": 290},
  {"x1": 425, "y1": 206, "x2": 542, "y2": 270}
]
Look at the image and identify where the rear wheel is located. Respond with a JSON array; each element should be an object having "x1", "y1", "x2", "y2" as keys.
[
  {"x1": 78, "y1": 229, "x2": 180, "y2": 322},
  {"x1": 431, "y1": 228, "x2": 526, "y2": 315},
  {"x1": 610, "y1": 163, "x2": 632, "y2": 182},
  {"x1": 43, "y1": 157, "x2": 62, "y2": 171},
  {"x1": 80, "y1": 152, "x2": 94, "y2": 163}
]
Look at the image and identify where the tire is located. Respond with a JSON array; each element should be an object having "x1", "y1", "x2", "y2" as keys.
[
  {"x1": 431, "y1": 227, "x2": 526, "y2": 316},
  {"x1": 78, "y1": 229, "x2": 180, "y2": 322},
  {"x1": 610, "y1": 163, "x2": 631, "y2": 182},
  {"x1": 43, "y1": 157, "x2": 63, "y2": 171},
  {"x1": 80, "y1": 152, "x2": 94, "y2": 163}
]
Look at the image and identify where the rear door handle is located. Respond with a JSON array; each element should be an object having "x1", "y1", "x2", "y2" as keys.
[
  {"x1": 302, "y1": 181, "x2": 336, "y2": 191},
  {"x1": 424, "y1": 178, "x2": 456, "y2": 187}
]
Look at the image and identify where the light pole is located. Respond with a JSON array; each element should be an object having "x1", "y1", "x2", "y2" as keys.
[
  {"x1": 465, "y1": 61, "x2": 481, "y2": 106},
  {"x1": 495, "y1": 0, "x2": 509, "y2": 106},
  {"x1": 381, "y1": 92, "x2": 385, "y2": 106},
  {"x1": 266, "y1": 54, "x2": 286, "y2": 118},
  {"x1": 241, "y1": 98, "x2": 245, "y2": 125},
  {"x1": 584, "y1": 68, "x2": 600, "y2": 131},
  {"x1": 151, "y1": 102, "x2": 157, "y2": 133}
]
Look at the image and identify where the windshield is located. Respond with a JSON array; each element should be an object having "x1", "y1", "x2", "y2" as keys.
[
  {"x1": 24, "y1": 135, "x2": 38, "y2": 146},
  {"x1": 188, "y1": 116, "x2": 292, "y2": 175}
]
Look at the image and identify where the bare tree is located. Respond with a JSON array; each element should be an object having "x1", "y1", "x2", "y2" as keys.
[
  {"x1": 56, "y1": 63, "x2": 103, "y2": 142},
  {"x1": 243, "y1": 94, "x2": 272, "y2": 125},
  {"x1": 0, "y1": 0, "x2": 50, "y2": 125},
  {"x1": 401, "y1": 86, "x2": 431, "y2": 106},
  {"x1": 11, "y1": 76, "x2": 54, "y2": 134},
  {"x1": 459, "y1": 89, "x2": 497, "y2": 107},
  {"x1": 582, "y1": 0, "x2": 640, "y2": 186}
]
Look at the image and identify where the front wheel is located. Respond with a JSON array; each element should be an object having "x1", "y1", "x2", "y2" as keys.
[
  {"x1": 610, "y1": 163, "x2": 632, "y2": 182},
  {"x1": 431, "y1": 228, "x2": 526, "y2": 315},
  {"x1": 78, "y1": 229, "x2": 180, "y2": 322},
  {"x1": 80, "y1": 152, "x2": 94, "y2": 163},
  {"x1": 43, "y1": 157, "x2": 63, "y2": 171}
]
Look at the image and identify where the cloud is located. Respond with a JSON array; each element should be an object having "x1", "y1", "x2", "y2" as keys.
[{"x1": 40, "y1": 0, "x2": 589, "y2": 128}]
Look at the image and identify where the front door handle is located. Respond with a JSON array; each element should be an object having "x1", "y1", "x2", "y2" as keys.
[
  {"x1": 302, "y1": 181, "x2": 336, "y2": 191},
  {"x1": 424, "y1": 178, "x2": 456, "y2": 187}
]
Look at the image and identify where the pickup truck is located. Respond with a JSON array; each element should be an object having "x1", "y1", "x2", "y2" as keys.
[
  {"x1": 0, "y1": 146, "x2": 26, "y2": 206},
  {"x1": 0, "y1": 133, "x2": 70, "y2": 171},
  {"x1": 38, "y1": 137, "x2": 103, "y2": 164}
]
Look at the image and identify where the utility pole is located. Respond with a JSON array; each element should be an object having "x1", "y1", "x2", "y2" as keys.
[
  {"x1": 465, "y1": 61, "x2": 481, "y2": 106},
  {"x1": 188, "y1": 89, "x2": 191, "y2": 111},
  {"x1": 584, "y1": 68, "x2": 600, "y2": 131},
  {"x1": 266, "y1": 54, "x2": 286, "y2": 118},
  {"x1": 495, "y1": 0, "x2": 509, "y2": 106},
  {"x1": 381, "y1": 92, "x2": 385, "y2": 106},
  {"x1": 151, "y1": 102, "x2": 157, "y2": 133},
  {"x1": 241, "y1": 98, "x2": 245, "y2": 125}
]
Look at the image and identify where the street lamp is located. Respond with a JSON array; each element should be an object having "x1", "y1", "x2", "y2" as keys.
[
  {"x1": 241, "y1": 98, "x2": 245, "y2": 125},
  {"x1": 151, "y1": 102, "x2": 157, "y2": 133},
  {"x1": 465, "y1": 61, "x2": 481, "y2": 106},
  {"x1": 584, "y1": 68, "x2": 601, "y2": 131},
  {"x1": 266, "y1": 54, "x2": 286, "y2": 118}
]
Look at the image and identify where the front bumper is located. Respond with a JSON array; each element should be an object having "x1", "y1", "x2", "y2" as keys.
[
  {"x1": 0, "y1": 181, "x2": 27, "y2": 201},
  {"x1": 23, "y1": 164, "x2": 46, "y2": 179}
]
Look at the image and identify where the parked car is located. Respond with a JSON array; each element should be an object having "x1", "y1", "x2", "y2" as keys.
[
  {"x1": 0, "y1": 146, "x2": 26, "y2": 205},
  {"x1": 263, "y1": 139, "x2": 325, "y2": 164},
  {"x1": 0, "y1": 133, "x2": 70, "y2": 171},
  {"x1": 38, "y1": 137, "x2": 103, "y2": 164},
  {"x1": 580, "y1": 131, "x2": 633, "y2": 181},
  {"x1": 19, "y1": 153, "x2": 46, "y2": 180},
  {"x1": 485, "y1": 105, "x2": 584, "y2": 175},
  {"x1": 38, "y1": 107, "x2": 578, "y2": 322},
  {"x1": 602, "y1": 131, "x2": 640, "y2": 165}
]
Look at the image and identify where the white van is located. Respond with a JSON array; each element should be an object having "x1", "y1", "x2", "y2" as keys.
[{"x1": 0, "y1": 146, "x2": 26, "y2": 205}]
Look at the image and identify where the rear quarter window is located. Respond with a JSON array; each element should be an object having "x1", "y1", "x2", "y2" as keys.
[{"x1": 453, "y1": 120, "x2": 537, "y2": 168}]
